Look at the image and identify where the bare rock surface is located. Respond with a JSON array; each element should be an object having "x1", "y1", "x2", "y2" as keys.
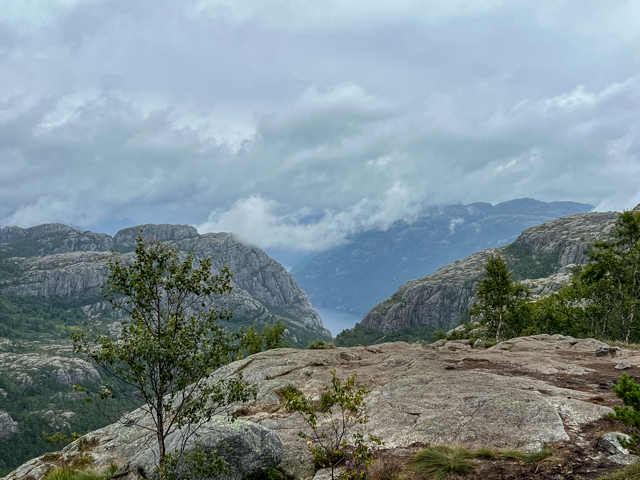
[
  {"x1": 6, "y1": 335, "x2": 635, "y2": 480},
  {"x1": 0, "y1": 350, "x2": 100, "y2": 386},
  {"x1": 362, "y1": 212, "x2": 618, "y2": 334},
  {"x1": 0, "y1": 412, "x2": 18, "y2": 441}
]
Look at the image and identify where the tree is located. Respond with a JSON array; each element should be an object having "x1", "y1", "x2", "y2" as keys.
[
  {"x1": 470, "y1": 253, "x2": 529, "y2": 341},
  {"x1": 72, "y1": 236, "x2": 256, "y2": 476},
  {"x1": 576, "y1": 210, "x2": 640, "y2": 343}
]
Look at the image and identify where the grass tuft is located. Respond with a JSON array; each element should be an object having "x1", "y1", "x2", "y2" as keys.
[
  {"x1": 473, "y1": 448, "x2": 496, "y2": 460},
  {"x1": 596, "y1": 462, "x2": 640, "y2": 480},
  {"x1": 500, "y1": 446, "x2": 552, "y2": 463},
  {"x1": 367, "y1": 455, "x2": 408, "y2": 480},
  {"x1": 410, "y1": 445, "x2": 476, "y2": 479}
]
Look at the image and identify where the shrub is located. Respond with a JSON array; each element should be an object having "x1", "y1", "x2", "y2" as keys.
[
  {"x1": 610, "y1": 373, "x2": 640, "y2": 450},
  {"x1": 280, "y1": 369, "x2": 382, "y2": 480},
  {"x1": 410, "y1": 445, "x2": 476, "y2": 479},
  {"x1": 308, "y1": 340, "x2": 335, "y2": 349}
]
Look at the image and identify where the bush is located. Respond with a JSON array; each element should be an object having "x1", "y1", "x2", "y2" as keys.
[
  {"x1": 308, "y1": 340, "x2": 335, "y2": 349},
  {"x1": 610, "y1": 373, "x2": 640, "y2": 450},
  {"x1": 280, "y1": 369, "x2": 382, "y2": 480}
]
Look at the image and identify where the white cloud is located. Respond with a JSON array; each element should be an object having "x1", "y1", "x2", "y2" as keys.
[{"x1": 197, "y1": 181, "x2": 423, "y2": 251}]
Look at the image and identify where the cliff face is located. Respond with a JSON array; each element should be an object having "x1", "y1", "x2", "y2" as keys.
[
  {"x1": 294, "y1": 199, "x2": 593, "y2": 316},
  {"x1": 361, "y1": 212, "x2": 619, "y2": 335},
  {"x1": 0, "y1": 224, "x2": 328, "y2": 341}
]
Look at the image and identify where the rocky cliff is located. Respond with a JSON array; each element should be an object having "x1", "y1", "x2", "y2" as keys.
[
  {"x1": 294, "y1": 199, "x2": 593, "y2": 316},
  {"x1": 361, "y1": 211, "x2": 618, "y2": 335},
  {"x1": 0, "y1": 223, "x2": 329, "y2": 343},
  {"x1": 4, "y1": 335, "x2": 637, "y2": 480}
]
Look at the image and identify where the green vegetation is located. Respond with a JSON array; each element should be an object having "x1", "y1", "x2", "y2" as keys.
[
  {"x1": 239, "y1": 320, "x2": 289, "y2": 358},
  {"x1": 470, "y1": 254, "x2": 529, "y2": 341},
  {"x1": 0, "y1": 294, "x2": 98, "y2": 340},
  {"x1": 609, "y1": 373, "x2": 640, "y2": 450},
  {"x1": 308, "y1": 339, "x2": 335, "y2": 349},
  {"x1": 280, "y1": 369, "x2": 382, "y2": 480},
  {"x1": 42, "y1": 463, "x2": 118, "y2": 480},
  {"x1": 504, "y1": 242, "x2": 560, "y2": 280},
  {"x1": 410, "y1": 446, "x2": 476, "y2": 479},
  {"x1": 409, "y1": 445, "x2": 552, "y2": 480},
  {"x1": 0, "y1": 370, "x2": 126, "y2": 476},
  {"x1": 335, "y1": 323, "x2": 438, "y2": 347},
  {"x1": 72, "y1": 236, "x2": 257, "y2": 477},
  {"x1": 596, "y1": 462, "x2": 640, "y2": 480}
]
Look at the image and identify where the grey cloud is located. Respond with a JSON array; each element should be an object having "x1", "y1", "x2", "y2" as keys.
[{"x1": 0, "y1": 0, "x2": 638, "y2": 250}]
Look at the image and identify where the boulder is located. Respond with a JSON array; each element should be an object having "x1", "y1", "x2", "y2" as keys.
[
  {"x1": 0, "y1": 412, "x2": 18, "y2": 441},
  {"x1": 599, "y1": 432, "x2": 632, "y2": 455},
  {"x1": 116, "y1": 417, "x2": 283, "y2": 480}
]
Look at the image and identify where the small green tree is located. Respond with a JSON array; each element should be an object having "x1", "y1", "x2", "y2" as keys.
[
  {"x1": 610, "y1": 373, "x2": 640, "y2": 451},
  {"x1": 470, "y1": 254, "x2": 529, "y2": 341},
  {"x1": 280, "y1": 369, "x2": 382, "y2": 480},
  {"x1": 72, "y1": 236, "x2": 256, "y2": 477}
]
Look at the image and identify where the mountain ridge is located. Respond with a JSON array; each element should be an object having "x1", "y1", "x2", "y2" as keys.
[{"x1": 293, "y1": 198, "x2": 593, "y2": 316}]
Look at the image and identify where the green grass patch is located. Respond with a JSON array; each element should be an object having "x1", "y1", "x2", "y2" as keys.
[
  {"x1": 473, "y1": 448, "x2": 496, "y2": 460},
  {"x1": 43, "y1": 463, "x2": 117, "y2": 480},
  {"x1": 500, "y1": 447, "x2": 552, "y2": 463},
  {"x1": 410, "y1": 445, "x2": 476, "y2": 479},
  {"x1": 596, "y1": 462, "x2": 640, "y2": 480}
]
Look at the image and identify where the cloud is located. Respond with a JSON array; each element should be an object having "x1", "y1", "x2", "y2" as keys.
[
  {"x1": 197, "y1": 181, "x2": 423, "y2": 251},
  {"x1": 0, "y1": 0, "x2": 639, "y2": 250}
]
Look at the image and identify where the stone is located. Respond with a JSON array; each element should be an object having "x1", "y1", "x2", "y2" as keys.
[
  {"x1": 608, "y1": 453, "x2": 640, "y2": 465},
  {"x1": 117, "y1": 417, "x2": 283, "y2": 480},
  {"x1": 113, "y1": 224, "x2": 199, "y2": 248},
  {"x1": 473, "y1": 338, "x2": 485, "y2": 348},
  {"x1": 615, "y1": 363, "x2": 630, "y2": 370},
  {"x1": 0, "y1": 412, "x2": 18, "y2": 441},
  {"x1": 596, "y1": 346, "x2": 619, "y2": 357},
  {"x1": 599, "y1": 432, "x2": 632, "y2": 455}
]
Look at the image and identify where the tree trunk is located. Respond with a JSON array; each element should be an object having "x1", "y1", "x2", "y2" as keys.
[{"x1": 495, "y1": 309, "x2": 503, "y2": 342}]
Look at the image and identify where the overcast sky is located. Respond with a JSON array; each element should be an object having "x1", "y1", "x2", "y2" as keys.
[{"x1": 1, "y1": 0, "x2": 639, "y2": 252}]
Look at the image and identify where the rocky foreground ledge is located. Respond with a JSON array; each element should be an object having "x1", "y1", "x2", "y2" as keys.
[{"x1": 6, "y1": 335, "x2": 640, "y2": 480}]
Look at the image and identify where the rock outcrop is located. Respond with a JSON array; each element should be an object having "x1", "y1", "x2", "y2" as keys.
[
  {"x1": 0, "y1": 412, "x2": 18, "y2": 441},
  {"x1": 5, "y1": 335, "x2": 636, "y2": 480},
  {"x1": 0, "y1": 350, "x2": 100, "y2": 386},
  {"x1": 113, "y1": 224, "x2": 198, "y2": 249},
  {"x1": 361, "y1": 212, "x2": 618, "y2": 335},
  {"x1": 0, "y1": 224, "x2": 113, "y2": 256}
]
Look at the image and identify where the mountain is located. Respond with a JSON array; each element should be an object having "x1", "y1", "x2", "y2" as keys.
[
  {"x1": 293, "y1": 198, "x2": 593, "y2": 316},
  {"x1": 359, "y1": 211, "x2": 618, "y2": 335},
  {"x1": 0, "y1": 223, "x2": 331, "y2": 474},
  {"x1": 0, "y1": 223, "x2": 330, "y2": 345}
]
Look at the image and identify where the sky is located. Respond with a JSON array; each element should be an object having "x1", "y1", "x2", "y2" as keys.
[{"x1": 1, "y1": 0, "x2": 640, "y2": 253}]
